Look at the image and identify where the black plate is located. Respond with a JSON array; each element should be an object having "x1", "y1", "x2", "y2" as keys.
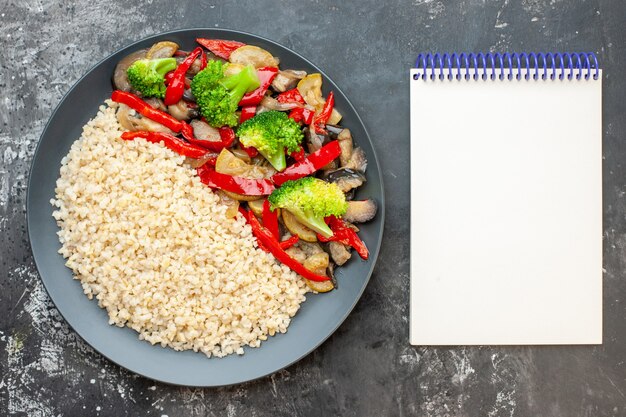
[{"x1": 27, "y1": 28, "x2": 385, "y2": 387}]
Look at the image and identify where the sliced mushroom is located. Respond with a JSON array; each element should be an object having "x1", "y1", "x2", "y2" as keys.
[
  {"x1": 146, "y1": 41, "x2": 179, "y2": 59},
  {"x1": 116, "y1": 103, "x2": 174, "y2": 134},
  {"x1": 337, "y1": 128, "x2": 353, "y2": 166},
  {"x1": 328, "y1": 241, "x2": 352, "y2": 266},
  {"x1": 303, "y1": 252, "x2": 334, "y2": 293},
  {"x1": 190, "y1": 119, "x2": 221, "y2": 143},
  {"x1": 324, "y1": 168, "x2": 366, "y2": 194},
  {"x1": 229, "y1": 45, "x2": 279, "y2": 68},
  {"x1": 343, "y1": 199, "x2": 378, "y2": 223},
  {"x1": 344, "y1": 147, "x2": 368, "y2": 172},
  {"x1": 112, "y1": 49, "x2": 148, "y2": 91},
  {"x1": 259, "y1": 95, "x2": 302, "y2": 112},
  {"x1": 143, "y1": 97, "x2": 167, "y2": 112},
  {"x1": 168, "y1": 100, "x2": 198, "y2": 121},
  {"x1": 224, "y1": 62, "x2": 245, "y2": 77},
  {"x1": 271, "y1": 69, "x2": 307, "y2": 92}
]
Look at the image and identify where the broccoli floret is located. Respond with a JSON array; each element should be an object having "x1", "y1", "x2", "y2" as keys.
[
  {"x1": 237, "y1": 111, "x2": 304, "y2": 171},
  {"x1": 269, "y1": 177, "x2": 347, "y2": 238},
  {"x1": 191, "y1": 60, "x2": 260, "y2": 127},
  {"x1": 127, "y1": 58, "x2": 177, "y2": 99}
]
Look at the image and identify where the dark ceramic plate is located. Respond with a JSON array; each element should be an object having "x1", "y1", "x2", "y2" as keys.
[{"x1": 27, "y1": 29, "x2": 384, "y2": 387}]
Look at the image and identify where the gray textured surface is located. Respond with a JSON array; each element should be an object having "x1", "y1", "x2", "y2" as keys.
[{"x1": 1, "y1": 0, "x2": 625, "y2": 416}]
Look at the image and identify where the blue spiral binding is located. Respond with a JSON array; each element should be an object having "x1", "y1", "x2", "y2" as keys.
[{"x1": 413, "y1": 52, "x2": 599, "y2": 81}]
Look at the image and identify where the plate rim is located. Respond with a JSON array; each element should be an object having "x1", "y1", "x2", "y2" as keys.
[{"x1": 26, "y1": 27, "x2": 386, "y2": 387}]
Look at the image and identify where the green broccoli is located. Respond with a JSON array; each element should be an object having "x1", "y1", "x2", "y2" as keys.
[
  {"x1": 269, "y1": 177, "x2": 347, "y2": 238},
  {"x1": 191, "y1": 60, "x2": 260, "y2": 127},
  {"x1": 237, "y1": 111, "x2": 304, "y2": 171},
  {"x1": 127, "y1": 58, "x2": 177, "y2": 99}
]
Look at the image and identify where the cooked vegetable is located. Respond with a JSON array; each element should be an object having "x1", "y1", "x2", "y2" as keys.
[
  {"x1": 317, "y1": 216, "x2": 369, "y2": 260},
  {"x1": 191, "y1": 60, "x2": 260, "y2": 127},
  {"x1": 196, "y1": 38, "x2": 245, "y2": 60},
  {"x1": 328, "y1": 241, "x2": 351, "y2": 266},
  {"x1": 289, "y1": 107, "x2": 315, "y2": 124},
  {"x1": 237, "y1": 111, "x2": 304, "y2": 171},
  {"x1": 269, "y1": 177, "x2": 347, "y2": 238},
  {"x1": 239, "y1": 106, "x2": 257, "y2": 124},
  {"x1": 324, "y1": 168, "x2": 366, "y2": 193},
  {"x1": 336, "y1": 128, "x2": 353, "y2": 166},
  {"x1": 303, "y1": 252, "x2": 334, "y2": 292},
  {"x1": 343, "y1": 199, "x2": 378, "y2": 223},
  {"x1": 297, "y1": 73, "x2": 325, "y2": 110},
  {"x1": 167, "y1": 100, "x2": 198, "y2": 121},
  {"x1": 262, "y1": 199, "x2": 280, "y2": 240},
  {"x1": 215, "y1": 148, "x2": 274, "y2": 179},
  {"x1": 111, "y1": 90, "x2": 184, "y2": 133},
  {"x1": 272, "y1": 141, "x2": 341, "y2": 186},
  {"x1": 344, "y1": 147, "x2": 368, "y2": 172},
  {"x1": 277, "y1": 88, "x2": 306, "y2": 104},
  {"x1": 116, "y1": 104, "x2": 174, "y2": 134},
  {"x1": 246, "y1": 211, "x2": 330, "y2": 282},
  {"x1": 164, "y1": 47, "x2": 203, "y2": 106},
  {"x1": 282, "y1": 209, "x2": 317, "y2": 242},
  {"x1": 312, "y1": 91, "x2": 335, "y2": 132},
  {"x1": 229, "y1": 45, "x2": 279, "y2": 68},
  {"x1": 272, "y1": 70, "x2": 307, "y2": 92},
  {"x1": 214, "y1": 149, "x2": 274, "y2": 201},
  {"x1": 239, "y1": 67, "x2": 278, "y2": 106},
  {"x1": 146, "y1": 41, "x2": 179, "y2": 59},
  {"x1": 279, "y1": 235, "x2": 300, "y2": 250},
  {"x1": 247, "y1": 198, "x2": 265, "y2": 217},
  {"x1": 126, "y1": 58, "x2": 177, "y2": 99},
  {"x1": 121, "y1": 131, "x2": 207, "y2": 158},
  {"x1": 113, "y1": 49, "x2": 148, "y2": 91},
  {"x1": 197, "y1": 164, "x2": 275, "y2": 196}
]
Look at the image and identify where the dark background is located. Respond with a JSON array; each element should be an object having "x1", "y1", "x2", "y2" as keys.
[{"x1": 1, "y1": 0, "x2": 625, "y2": 416}]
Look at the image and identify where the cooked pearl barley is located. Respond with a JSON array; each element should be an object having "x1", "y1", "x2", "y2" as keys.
[{"x1": 52, "y1": 101, "x2": 308, "y2": 358}]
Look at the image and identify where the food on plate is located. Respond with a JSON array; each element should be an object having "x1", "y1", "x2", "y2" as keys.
[{"x1": 52, "y1": 37, "x2": 377, "y2": 357}]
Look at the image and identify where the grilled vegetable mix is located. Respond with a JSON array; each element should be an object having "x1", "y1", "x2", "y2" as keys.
[{"x1": 111, "y1": 38, "x2": 377, "y2": 292}]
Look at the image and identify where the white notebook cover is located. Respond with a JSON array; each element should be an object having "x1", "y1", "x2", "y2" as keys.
[{"x1": 409, "y1": 68, "x2": 602, "y2": 345}]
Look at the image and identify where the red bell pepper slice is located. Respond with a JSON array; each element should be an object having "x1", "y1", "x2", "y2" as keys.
[
  {"x1": 196, "y1": 38, "x2": 245, "y2": 60},
  {"x1": 289, "y1": 147, "x2": 305, "y2": 162},
  {"x1": 120, "y1": 131, "x2": 208, "y2": 159},
  {"x1": 164, "y1": 47, "x2": 203, "y2": 106},
  {"x1": 181, "y1": 124, "x2": 236, "y2": 152},
  {"x1": 239, "y1": 106, "x2": 257, "y2": 124},
  {"x1": 239, "y1": 67, "x2": 279, "y2": 106},
  {"x1": 111, "y1": 90, "x2": 184, "y2": 133},
  {"x1": 247, "y1": 211, "x2": 330, "y2": 282},
  {"x1": 277, "y1": 88, "x2": 305, "y2": 104},
  {"x1": 199, "y1": 50, "x2": 208, "y2": 71},
  {"x1": 262, "y1": 199, "x2": 280, "y2": 240},
  {"x1": 317, "y1": 216, "x2": 369, "y2": 260},
  {"x1": 288, "y1": 107, "x2": 314, "y2": 125},
  {"x1": 279, "y1": 235, "x2": 300, "y2": 250},
  {"x1": 313, "y1": 91, "x2": 335, "y2": 133},
  {"x1": 272, "y1": 140, "x2": 341, "y2": 186},
  {"x1": 196, "y1": 166, "x2": 274, "y2": 196},
  {"x1": 241, "y1": 144, "x2": 259, "y2": 158}
]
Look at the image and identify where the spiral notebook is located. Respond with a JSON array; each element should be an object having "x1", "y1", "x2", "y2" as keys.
[{"x1": 410, "y1": 53, "x2": 602, "y2": 345}]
